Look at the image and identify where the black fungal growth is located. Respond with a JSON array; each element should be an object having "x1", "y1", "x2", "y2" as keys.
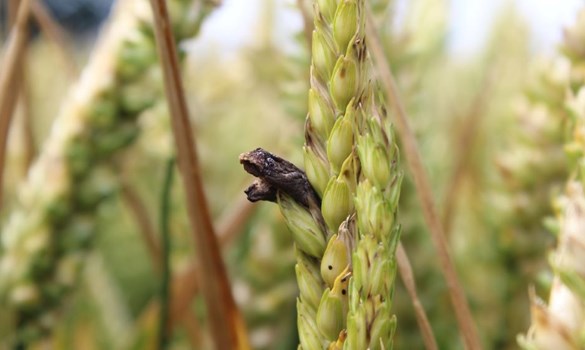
[{"x1": 239, "y1": 148, "x2": 321, "y2": 209}]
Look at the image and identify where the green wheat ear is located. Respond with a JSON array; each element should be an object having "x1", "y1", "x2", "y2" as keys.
[
  {"x1": 241, "y1": 0, "x2": 402, "y2": 348},
  {"x1": 0, "y1": 0, "x2": 212, "y2": 345},
  {"x1": 307, "y1": 0, "x2": 403, "y2": 347}
]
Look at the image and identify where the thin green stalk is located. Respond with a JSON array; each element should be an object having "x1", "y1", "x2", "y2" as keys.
[{"x1": 158, "y1": 157, "x2": 175, "y2": 350}]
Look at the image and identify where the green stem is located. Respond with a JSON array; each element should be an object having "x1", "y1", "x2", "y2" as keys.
[{"x1": 158, "y1": 157, "x2": 175, "y2": 350}]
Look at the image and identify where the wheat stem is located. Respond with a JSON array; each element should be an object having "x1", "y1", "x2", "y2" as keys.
[
  {"x1": 7, "y1": 0, "x2": 35, "y2": 173},
  {"x1": 0, "y1": 0, "x2": 31, "y2": 211},
  {"x1": 148, "y1": 0, "x2": 250, "y2": 348},
  {"x1": 397, "y1": 243, "x2": 438, "y2": 350}
]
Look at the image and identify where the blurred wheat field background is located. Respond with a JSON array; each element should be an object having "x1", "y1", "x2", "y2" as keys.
[{"x1": 1, "y1": 0, "x2": 585, "y2": 349}]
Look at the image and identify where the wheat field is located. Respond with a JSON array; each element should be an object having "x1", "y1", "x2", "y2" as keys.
[{"x1": 0, "y1": 0, "x2": 584, "y2": 349}]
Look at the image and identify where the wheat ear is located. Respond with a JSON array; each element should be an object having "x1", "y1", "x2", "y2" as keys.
[
  {"x1": 240, "y1": 0, "x2": 402, "y2": 348},
  {"x1": 0, "y1": 0, "x2": 212, "y2": 345}
]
